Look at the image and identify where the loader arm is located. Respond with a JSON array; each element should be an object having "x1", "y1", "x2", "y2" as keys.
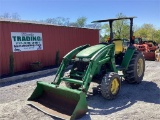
[
  {"x1": 82, "y1": 44, "x2": 116, "y2": 92},
  {"x1": 53, "y1": 44, "x2": 90, "y2": 85}
]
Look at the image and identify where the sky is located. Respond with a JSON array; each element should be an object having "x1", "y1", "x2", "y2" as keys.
[{"x1": 0, "y1": 0, "x2": 160, "y2": 29}]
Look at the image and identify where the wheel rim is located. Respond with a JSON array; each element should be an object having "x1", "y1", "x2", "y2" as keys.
[
  {"x1": 137, "y1": 58, "x2": 144, "y2": 77},
  {"x1": 111, "y1": 78, "x2": 119, "y2": 94}
]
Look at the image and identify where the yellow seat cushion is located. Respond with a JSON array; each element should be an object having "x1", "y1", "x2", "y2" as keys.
[{"x1": 113, "y1": 40, "x2": 123, "y2": 54}]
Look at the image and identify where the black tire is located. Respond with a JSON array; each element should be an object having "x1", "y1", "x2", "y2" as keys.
[
  {"x1": 123, "y1": 50, "x2": 145, "y2": 84},
  {"x1": 101, "y1": 72, "x2": 121, "y2": 100},
  {"x1": 64, "y1": 70, "x2": 81, "y2": 89}
]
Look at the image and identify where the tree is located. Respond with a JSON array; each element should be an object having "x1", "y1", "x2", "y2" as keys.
[
  {"x1": 101, "y1": 13, "x2": 130, "y2": 42},
  {"x1": 75, "y1": 16, "x2": 87, "y2": 27},
  {"x1": 45, "y1": 18, "x2": 54, "y2": 24},
  {"x1": 44, "y1": 17, "x2": 70, "y2": 26},
  {"x1": 56, "y1": 17, "x2": 70, "y2": 26},
  {"x1": 42, "y1": 16, "x2": 100, "y2": 29},
  {"x1": 85, "y1": 23, "x2": 101, "y2": 29},
  {"x1": 68, "y1": 22, "x2": 78, "y2": 27},
  {"x1": 68, "y1": 17, "x2": 87, "y2": 27},
  {"x1": 11, "y1": 13, "x2": 21, "y2": 20},
  {"x1": 154, "y1": 30, "x2": 160, "y2": 43},
  {"x1": 134, "y1": 24, "x2": 156, "y2": 40},
  {"x1": 0, "y1": 12, "x2": 20, "y2": 20},
  {"x1": 113, "y1": 13, "x2": 129, "y2": 38},
  {"x1": 0, "y1": 12, "x2": 11, "y2": 19}
]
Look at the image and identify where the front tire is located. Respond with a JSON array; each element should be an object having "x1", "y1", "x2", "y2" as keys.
[{"x1": 101, "y1": 72, "x2": 121, "y2": 100}]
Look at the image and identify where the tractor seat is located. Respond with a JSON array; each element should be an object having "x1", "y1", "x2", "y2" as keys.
[{"x1": 113, "y1": 39, "x2": 123, "y2": 54}]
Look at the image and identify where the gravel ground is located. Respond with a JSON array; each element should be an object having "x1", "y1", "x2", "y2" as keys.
[{"x1": 0, "y1": 61, "x2": 160, "y2": 120}]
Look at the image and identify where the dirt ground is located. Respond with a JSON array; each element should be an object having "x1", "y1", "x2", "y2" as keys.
[{"x1": 0, "y1": 61, "x2": 160, "y2": 120}]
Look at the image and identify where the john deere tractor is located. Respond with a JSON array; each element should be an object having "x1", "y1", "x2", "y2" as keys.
[{"x1": 28, "y1": 17, "x2": 145, "y2": 120}]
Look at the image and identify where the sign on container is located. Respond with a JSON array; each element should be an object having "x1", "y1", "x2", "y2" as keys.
[{"x1": 11, "y1": 32, "x2": 43, "y2": 52}]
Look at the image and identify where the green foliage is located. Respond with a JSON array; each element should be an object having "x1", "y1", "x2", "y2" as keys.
[
  {"x1": 67, "y1": 16, "x2": 87, "y2": 27},
  {"x1": 9, "y1": 52, "x2": 14, "y2": 76},
  {"x1": 0, "y1": 12, "x2": 100, "y2": 29},
  {"x1": 154, "y1": 30, "x2": 160, "y2": 43},
  {"x1": 113, "y1": 13, "x2": 129, "y2": 38},
  {"x1": 42, "y1": 16, "x2": 87, "y2": 28},
  {"x1": 100, "y1": 34, "x2": 109, "y2": 42},
  {"x1": 101, "y1": 24, "x2": 110, "y2": 37},
  {"x1": 76, "y1": 16, "x2": 87, "y2": 27},
  {"x1": 101, "y1": 13, "x2": 130, "y2": 39},
  {"x1": 134, "y1": 24, "x2": 160, "y2": 43},
  {"x1": 1, "y1": 12, "x2": 159, "y2": 43},
  {"x1": 101, "y1": 13, "x2": 160, "y2": 43},
  {"x1": 55, "y1": 50, "x2": 60, "y2": 66}
]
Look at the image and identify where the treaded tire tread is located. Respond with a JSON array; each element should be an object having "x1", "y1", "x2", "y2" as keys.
[
  {"x1": 101, "y1": 72, "x2": 121, "y2": 100},
  {"x1": 123, "y1": 50, "x2": 145, "y2": 84}
]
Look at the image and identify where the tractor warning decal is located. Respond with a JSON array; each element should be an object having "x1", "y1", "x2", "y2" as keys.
[{"x1": 11, "y1": 32, "x2": 43, "y2": 52}]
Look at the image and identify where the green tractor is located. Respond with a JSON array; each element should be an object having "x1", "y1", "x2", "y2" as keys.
[{"x1": 28, "y1": 17, "x2": 145, "y2": 120}]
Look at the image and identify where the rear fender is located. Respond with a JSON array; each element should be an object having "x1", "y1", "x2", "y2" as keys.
[{"x1": 121, "y1": 46, "x2": 136, "y2": 69}]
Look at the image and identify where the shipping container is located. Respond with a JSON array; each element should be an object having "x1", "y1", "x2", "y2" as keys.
[{"x1": 0, "y1": 19, "x2": 99, "y2": 77}]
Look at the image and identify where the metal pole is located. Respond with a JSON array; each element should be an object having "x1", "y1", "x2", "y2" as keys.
[
  {"x1": 109, "y1": 20, "x2": 113, "y2": 44},
  {"x1": 130, "y1": 18, "x2": 134, "y2": 45}
]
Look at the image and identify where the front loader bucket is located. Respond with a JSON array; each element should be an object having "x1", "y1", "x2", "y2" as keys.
[{"x1": 28, "y1": 81, "x2": 88, "y2": 120}]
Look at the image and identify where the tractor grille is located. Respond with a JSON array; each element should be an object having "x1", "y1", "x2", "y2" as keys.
[
  {"x1": 73, "y1": 61, "x2": 89, "y2": 72},
  {"x1": 70, "y1": 61, "x2": 89, "y2": 80}
]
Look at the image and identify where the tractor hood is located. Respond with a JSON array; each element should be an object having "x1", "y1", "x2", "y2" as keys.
[{"x1": 76, "y1": 44, "x2": 106, "y2": 58}]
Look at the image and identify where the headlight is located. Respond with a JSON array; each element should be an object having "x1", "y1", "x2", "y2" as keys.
[
  {"x1": 82, "y1": 58, "x2": 90, "y2": 62},
  {"x1": 75, "y1": 58, "x2": 79, "y2": 61}
]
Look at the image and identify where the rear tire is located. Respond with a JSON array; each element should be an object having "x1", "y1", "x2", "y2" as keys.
[
  {"x1": 64, "y1": 70, "x2": 81, "y2": 89},
  {"x1": 101, "y1": 72, "x2": 121, "y2": 100},
  {"x1": 123, "y1": 50, "x2": 145, "y2": 84}
]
